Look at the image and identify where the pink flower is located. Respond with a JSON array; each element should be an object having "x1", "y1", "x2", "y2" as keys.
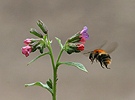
[
  {"x1": 24, "y1": 38, "x2": 32, "y2": 45},
  {"x1": 76, "y1": 44, "x2": 84, "y2": 51},
  {"x1": 79, "y1": 36, "x2": 86, "y2": 44},
  {"x1": 22, "y1": 45, "x2": 32, "y2": 57}
]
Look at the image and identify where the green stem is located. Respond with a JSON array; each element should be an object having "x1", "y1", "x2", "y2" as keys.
[
  {"x1": 56, "y1": 49, "x2": 64, "y2": 69},
  {"x1": 47, "y1": 39, "x2": 64, "y2": 100},
  {"x1": 47, "y1": 41, "x2": 56, "y2": 100}
]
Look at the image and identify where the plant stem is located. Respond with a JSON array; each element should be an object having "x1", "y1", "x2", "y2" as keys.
[
  {"x1": 56, "y1": 49, "x2": 64, "y2": 69},
  {"x1": 53, "y1": 67, "x2": 57, "y2": 100},
  {"x1": 47, "y1": 39, "x2": 64, "y2": 100},
  {"x1": 47, "y1": 41, "x2": 56, "y2": 100}
]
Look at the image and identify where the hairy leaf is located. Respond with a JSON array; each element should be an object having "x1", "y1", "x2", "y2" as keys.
[
  {"x1": 59, "y1": 62, "x2": 88, "y2": 72},
  {"x1": 25, "y1": 81, "x2": 53, "y2": 95}
]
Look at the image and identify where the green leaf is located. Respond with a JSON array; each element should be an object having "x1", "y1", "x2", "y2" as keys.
[
  {"x1": 25, "y1": 81, "x2": 53, "y2": 95},
  {"x1": 59, "y1": 62, "x2": 88, "y2": 72},
  {"x1": 27, "y1": 52, "x2": 49, "y2": 65},
  {"x1": 46, "y1": 79, "x2": 52, "y2": 89},
  {"x1": 30, "y1": 28, "x2": 43, "y2": 38},
  {"x1": 37, "y1": 20, "x2": 48, "y2": 34},
  {"x1": 55, "y1": 37, "x2": 63, "y2": 49}
]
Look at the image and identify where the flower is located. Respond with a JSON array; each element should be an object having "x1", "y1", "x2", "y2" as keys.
[
  {"x1": 67, "y1": 26, "x2": 89, "y2": 44},
  {"x1": 80, "y1": 26, "x2": 89, "y2": 40},
  {"x1": 79, "y1": 36, "x2": 86, "y2": 44},
  {"x1": 22, "y1": 45, "x2": 32, "y2": 57},
  {"x1": 24, "y1": 38, "x2": 32, "y2": 45},
  {"x1": 64, "y1": 26, "x2": 89, "y2": 54},
  {"x1": 76, "y1": 44, "x2": 84, "y2": 51},
  {"x1": 79, "y1": 26, "x2": 89, "y2": 44}
]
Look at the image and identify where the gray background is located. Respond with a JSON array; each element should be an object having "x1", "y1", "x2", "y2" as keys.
[{"x1": 0, "y1": 0, "x2": 135, "y2": 100}]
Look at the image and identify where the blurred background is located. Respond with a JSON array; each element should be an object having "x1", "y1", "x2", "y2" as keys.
[{"x1": 0, "y1": 0, "x2": 135, "y2": 100}]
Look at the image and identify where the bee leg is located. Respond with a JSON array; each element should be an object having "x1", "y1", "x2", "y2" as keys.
[
  {"x1": 106, "y1": 66, "x2": 110, "y2": 69},
  {"x1": 89, "y1": 59, "x2": 94, "y2": 64},
  {"x1": 103, "y1": 62, "x2": 110, "y2": 69},
  {"x1": 101, "y1": 65, "x2": 105, "y2": 69},
  {"x1": 105, "y1": 64, "x2": 110, "y2": 69},
  {"x1": 99, "y1": 61, "x2": 104, "y2": 69}
]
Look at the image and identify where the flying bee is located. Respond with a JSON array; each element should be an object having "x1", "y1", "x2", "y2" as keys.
[{"x1": 82, "y1": 41, "x2": 118, "y2": 69}]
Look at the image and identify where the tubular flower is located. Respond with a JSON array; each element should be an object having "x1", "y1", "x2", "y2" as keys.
[
  {"x1": 67, "y1": 26, "x2": 89, "y2": 44},
  {"x1": 76, "y1": 44, "x2": 84, "y2": 51},
  {"x1": 22, "y1": 45, "x2": 32, "y2": 57},
  {"x1": 24, "y1": 38, "x2": 33, "y2": 45},
  {"x1": 80, "y1": 26, "x2": 89, "y2": 40},
  {"x1": 65, "y1": 26, "x2": 89, "y2": 54}
]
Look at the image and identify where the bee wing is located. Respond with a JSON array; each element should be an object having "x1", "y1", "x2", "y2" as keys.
[
  {"x1": 81, "y1": 50, "x2": 91, "y2": 57},
  {"x1": 81, "y1": 40, "x2": 108, "y2": 57},
  {"x1": 105, "y1": 42, "x2": 118, "y2": 54},
  {"x1": 96, "y1": 40, "x2": 108, "y2": 49}
]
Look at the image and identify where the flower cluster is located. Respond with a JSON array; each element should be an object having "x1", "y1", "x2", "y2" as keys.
[
  {"x1": 65, "y1": 26, "x2": 89, "y2": 54},
  {"x1": 22, "y1": 39, "x2": 33, "y2": 57},
  {"x1": 22, "y1": 20, "x2": 48, "y2": 57},
  {"x1": 22, "y1": 20, "x2": 89, "y2": 57}
]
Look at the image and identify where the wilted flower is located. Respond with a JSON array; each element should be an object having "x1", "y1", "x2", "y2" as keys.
[{"x1": 22, "y1": 45, "x2": 32, "y2": 57}]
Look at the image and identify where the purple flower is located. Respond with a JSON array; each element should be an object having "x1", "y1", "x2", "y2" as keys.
[
  {"x1": 80, "y1": 26, "x2": 89, "y2": 40},
  {"x1": 65, "y1": 26, "x2": 89, "y2": 54}
]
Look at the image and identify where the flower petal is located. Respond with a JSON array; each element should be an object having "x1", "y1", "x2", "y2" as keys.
[
  {"x1": 77, "y1": 44, "x2": 84, "y2": 51},
  {"x1": 22, "y1": 45, "x2": 32, "y2": 57},
  {"x1": 80, "y1": 26, "x2": 89, "y2": 40},
  {"x1": 24, "y1": 38, "x2": 32, "y2": 45}
]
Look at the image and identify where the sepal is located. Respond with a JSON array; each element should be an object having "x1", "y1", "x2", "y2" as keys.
[
  {"x1": 30, "y1": 28, "x2": 43, "y2": 38},
  {"x1": 37, "y1": 20, "x2": 48, "y2": 34}
]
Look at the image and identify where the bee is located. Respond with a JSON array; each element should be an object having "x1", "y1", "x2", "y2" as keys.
[{"x1": 83, "y1": 41, "x2": 118, "y2": 69}]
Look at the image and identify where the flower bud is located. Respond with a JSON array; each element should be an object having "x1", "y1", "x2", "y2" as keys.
[
  {"x1": 30, "y1": 28, "x2": 43, "y2": 38},
  {"x1": 24, "y1": 38, "x2": 35, "y2": 45},
  {"x1": 37, "y1": 20, "x2": 48, "y2": 34},
  {"x1": 65, "y1": 43, "x2": 84, "y2": 54}
]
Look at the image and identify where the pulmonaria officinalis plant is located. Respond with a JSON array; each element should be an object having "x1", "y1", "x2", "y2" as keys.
[{"x1": 22, "y1": 20, "x2": 89, "y2": 100}]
